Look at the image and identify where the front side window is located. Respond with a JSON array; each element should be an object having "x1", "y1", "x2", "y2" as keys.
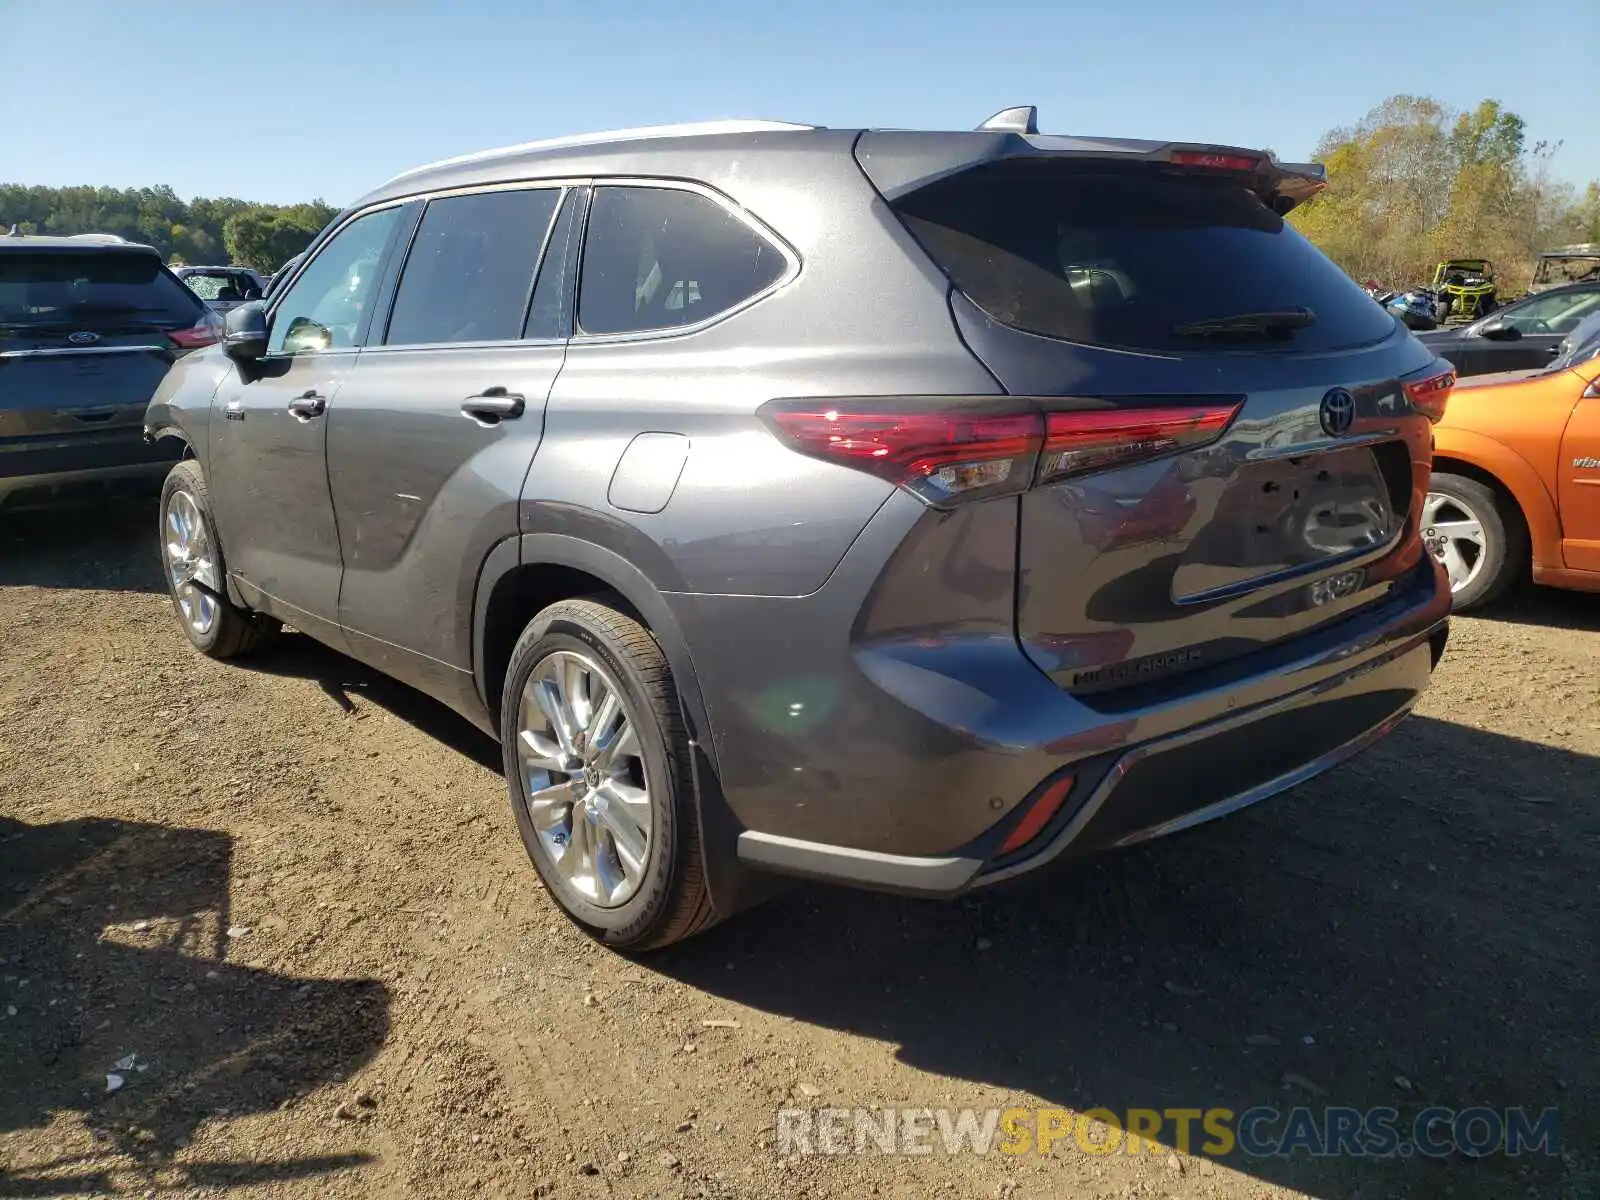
[
  {"x1": 269, "y1": 206, "x2": 402, "y2": 355},
  {"x1": 1497, "y1": 288, "x2": 1600, "y2": 336},
  {"x1": 577, "y1": 186, "x2": 787, "y2": 336},
  {"x1": 384, "y1": 188, "x2": 561, "y2": 346}
]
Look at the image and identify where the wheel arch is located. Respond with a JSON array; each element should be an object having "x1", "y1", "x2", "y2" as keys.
[
  {"x1": 1431, "y1": 431, "x2": 1560, "y2": 568},
  {"x1": 474, "y1": 534, "x2": 776, "y2": 920},
  {"x1": 473, "y1": 533, "x2": 713, "y2": 766}
]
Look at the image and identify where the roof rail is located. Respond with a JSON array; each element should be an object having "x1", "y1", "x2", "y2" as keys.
[
  {"x1": 383, "y1": 118, "x2": 817, "y2": 186},
  {"x1": 977, "y1": 106, "x2": 1039, "y2": 134}
]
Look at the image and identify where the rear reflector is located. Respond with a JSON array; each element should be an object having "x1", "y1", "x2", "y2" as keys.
[
  {"x1": 1170, "y1": 150, "x2": 1260, "y2": 171},
  {"x1": 760, "y1": 401, "x2": 1042, "y2": 505},
  {"x1": 760, "y1": 397, "x2": 1243, "y2": 506},
  {"x1": 1402, "y1": 363, "x2": 1455, "y2": 423},
  {"x1": 1037, "y1": 402, "x2": 1242, "y2": 485},
  {"x1": 998, "y1": 774, "x2": 1075, "y2": 855}
]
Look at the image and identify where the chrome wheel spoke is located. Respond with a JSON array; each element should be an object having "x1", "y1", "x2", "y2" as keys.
[
  {"x1": 597, "y1": 721, "x2": 639, "y2": 772},
  {"x1": 533, "y1": 678, "x2": 577, "y2": 759},
  {"x1": 1422, "y1": 493, "x2": 1447, "y2": 525},
  {"x1": 518, "y1": 728, "x2": 566, "y2": 775},
  {"x1": 526, "y1": 780, "x2": 575, "y2": 828},
  {"x1": 587, "y1": 687, "x2": 622, "y2": 750},
  {"x1": 1441, "y1": 541, "x2": 1473, "y2": 588},
  {"x1": 1433, "y1": 518, "x2": 1484, "y2": 547}
]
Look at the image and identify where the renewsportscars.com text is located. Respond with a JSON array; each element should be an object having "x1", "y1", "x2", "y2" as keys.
[{"x1": 774, "y1": 1105, "x2": 1559, "y2": 1159}]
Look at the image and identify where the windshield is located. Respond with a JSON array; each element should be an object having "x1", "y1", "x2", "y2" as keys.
[
  {"x1": 1534, "y1": 256, "x2": 1600, "y2": 287},
  {"x1": 0, "y1": 251, "x2": 205, "y2": 327},
  {"x1": 180, "y1": 270, "x2": 259, "y2": 302}
]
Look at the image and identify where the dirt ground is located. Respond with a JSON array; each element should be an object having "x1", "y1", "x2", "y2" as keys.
[{"x1": 2, "y1": 487, "x2": 1596, "y2": 1200}]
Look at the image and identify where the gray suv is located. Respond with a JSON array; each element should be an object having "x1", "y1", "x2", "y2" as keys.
[{"x1": 145, "y1": 111, "x2": 1454, "y2": 951}]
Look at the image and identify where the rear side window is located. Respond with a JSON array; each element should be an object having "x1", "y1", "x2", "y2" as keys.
[
  {"x1": 577, "y1": 186, "x2": 787, "y2": 336},
  {"x1": 892, "y1": 163, "x2": 1396, "y2": 354},
  {"x1": 385, "y1": 188, "x2": 560, "y2": 346},
  {"x1": 0, "y1": 251, "x2": 204, "y2": 328}
]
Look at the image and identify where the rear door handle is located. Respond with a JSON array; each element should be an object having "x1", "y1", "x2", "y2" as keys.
[
  {"x1": 461, "y1": 387, "x2": 525, "y2": 425},
  {"x1": 287, "y1": 390, "x2": 327, "y2": 421}
]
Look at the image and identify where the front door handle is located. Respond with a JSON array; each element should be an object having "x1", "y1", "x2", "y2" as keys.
[
  {"x1": 461, "y1": 387, "x2": 525, "y2": 425},
  {"x1": 287, "y1": 390, "x2": 327, "y2": 421}
]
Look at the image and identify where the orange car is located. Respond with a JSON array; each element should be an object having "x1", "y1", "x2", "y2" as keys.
[{"x1": 1428, "y1": 354, "x2": 1600, "y2": 609}]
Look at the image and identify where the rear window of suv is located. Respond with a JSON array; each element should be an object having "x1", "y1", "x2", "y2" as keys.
[
  {"x1": 891, "y1": 161, "x2": 1396, "y2": 354},
  {"x1": 0, "y1": 250, "x2": 205, "y2": 328}
]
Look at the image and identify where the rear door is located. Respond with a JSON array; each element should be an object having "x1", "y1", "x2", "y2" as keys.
[
  {"x1": 207, "y1": 203, "x2": 409, "y2": 640},
  {"x1": 326, "y1": 184, "x2": 580, "y2": 694},
  {"x1": 871, "y1": 153, "x2": 1445, "y2": 694},
  {"x1": 0, "y1": 247, "x2": 210, "y2": 482}
]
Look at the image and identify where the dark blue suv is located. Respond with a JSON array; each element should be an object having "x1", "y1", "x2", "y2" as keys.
[{"x1": 1, "y1": 234, "x2": 221, "y2": 509}]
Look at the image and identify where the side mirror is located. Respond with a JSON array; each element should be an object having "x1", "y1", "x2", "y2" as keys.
[
  {"x1": 1479, "y1": 319, "x2": 1521, "y2": 341},
  {"x1": 222, "y1": 301, "x2": 269, "y2": 361}
]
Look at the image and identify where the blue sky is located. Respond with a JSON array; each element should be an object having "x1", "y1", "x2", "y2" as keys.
[{"x1": 1, "y1": 0, "x2": 1594, "y2": 206}]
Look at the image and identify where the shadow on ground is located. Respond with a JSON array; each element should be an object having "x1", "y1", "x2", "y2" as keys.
[
  {"x1": 0, "y1": 485, "x2": 164, "y2": 594},
  {"x1": 652, "y1": 715, "x2": 1597, "y2": 1199},
  {"x1": 0, "y1": 815, "x2": 389, "y2": 1196},
  {"x1": 236, "y1": 631, "x2": 501, "y2": 771},
  {"x1": 1474, "y1": 583, "x2": 1600, "y2": 630}
]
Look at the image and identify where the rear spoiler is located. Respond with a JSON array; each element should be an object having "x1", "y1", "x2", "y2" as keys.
[{"x1": 855, "y1": 129, "x2": 1328, "y2": 214}]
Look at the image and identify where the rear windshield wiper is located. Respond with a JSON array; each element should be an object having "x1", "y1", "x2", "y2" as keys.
[{"x1": 1173, "y1": 308, "x2": 1316, "y2": 339}]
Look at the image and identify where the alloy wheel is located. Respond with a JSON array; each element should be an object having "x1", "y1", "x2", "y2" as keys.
[
  {"x1": 516, "y1": 649, "x2": 653, "y2": 907},
  {"x1": 1422, "y1": 490, "x2": 1487, "y2": 594},
  {"x1": 163, "y1": 489, "x2": 219, "y2": 636}
]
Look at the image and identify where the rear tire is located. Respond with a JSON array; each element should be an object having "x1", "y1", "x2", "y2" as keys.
[
  {"x1": 500, "y1": 598, "x2": 719, "y2": 952},
  {"x1": 158, "y1": 460, "x2": 280, "y2": 658},
  {"x1": 1424, "y1": 472, "x2": 1525, "y2": 612}
]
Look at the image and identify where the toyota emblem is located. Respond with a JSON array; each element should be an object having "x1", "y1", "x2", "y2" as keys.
[
  {"x1": 67, "y1": 331, "x2": 101, "y2": 345},
  {"x1": 1319, "y1": 388, "x2": 1355, "y2": 437}
]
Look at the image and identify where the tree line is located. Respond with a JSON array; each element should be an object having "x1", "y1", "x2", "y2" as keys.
[
  {"x1": 0, "y1": 184, "x2": 340, "y2": 273},
  {"x1": 1290, "y1": 96, "x2": 1600, "y2": 295},
  {"x1": 5, "y1": 95, "x2": 1597, "y2": 292}
]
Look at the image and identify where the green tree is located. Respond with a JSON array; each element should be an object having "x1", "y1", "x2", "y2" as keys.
[
  {"x1": 0, "y1": 184, "x2": 338, "y2": 271},
  {"x1": 1291, "y1": 95, "x2": 1600, "y2": 294},
  {"x1": 221, "y1": 208, "x2": 324, "y2": 272}
]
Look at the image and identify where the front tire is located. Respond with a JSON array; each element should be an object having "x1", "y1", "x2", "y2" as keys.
[
  {"x1": 1424, "y1": 473, "x2": 1525, "y2": 612},
  {"x1": 158, "y1": 460, "x2": 280, "y2": 658},
  {"x1": 500, "y1": 598, "x2": 718, "y2": 951}
]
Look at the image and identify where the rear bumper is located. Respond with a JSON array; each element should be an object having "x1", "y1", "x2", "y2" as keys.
[
  {"x1": 0, "y1": 431, "x2": 180, "y2": 503},
  {"x1": 736, "y1": 613, "x2": 1445, "y2": 896}
]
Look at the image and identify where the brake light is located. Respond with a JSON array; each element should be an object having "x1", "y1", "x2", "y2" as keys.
[
  {"x1": 1170, "y1": 150, "x2": 1260, "y2": 171},
  {"x1": 168, "y1": 312, "x2": 222, "y2": 352},
  {"x1": 760, "y1": 400, "x2": 1043, "y2": 506},
  {"x1": 1403, "y1": 364, "x2": 1455, "y2": 423},
  {"x1": 1036, "y1": 402, "x2": 1241, "y2": 485}
]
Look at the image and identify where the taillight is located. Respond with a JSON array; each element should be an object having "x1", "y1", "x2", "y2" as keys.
[
  {"x1": 1036, "y1": 402, "x2": 1241, "y2": 486},
  {"x1": 168, "y1": 312, "x2": 222, "y2": 352},
  {"x1": 1402, "y1": 363, "x2": 1455, "y2": 423},
  {"x1": 759, "y1": 400, "x2": 1043, "y2": 506},
  {"x1": 760, "y1": 397, "x2": 1242, "y2": 506},
  {"x1": 1170, "y1": 150, "x2": 1260, "y2": 171}
]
